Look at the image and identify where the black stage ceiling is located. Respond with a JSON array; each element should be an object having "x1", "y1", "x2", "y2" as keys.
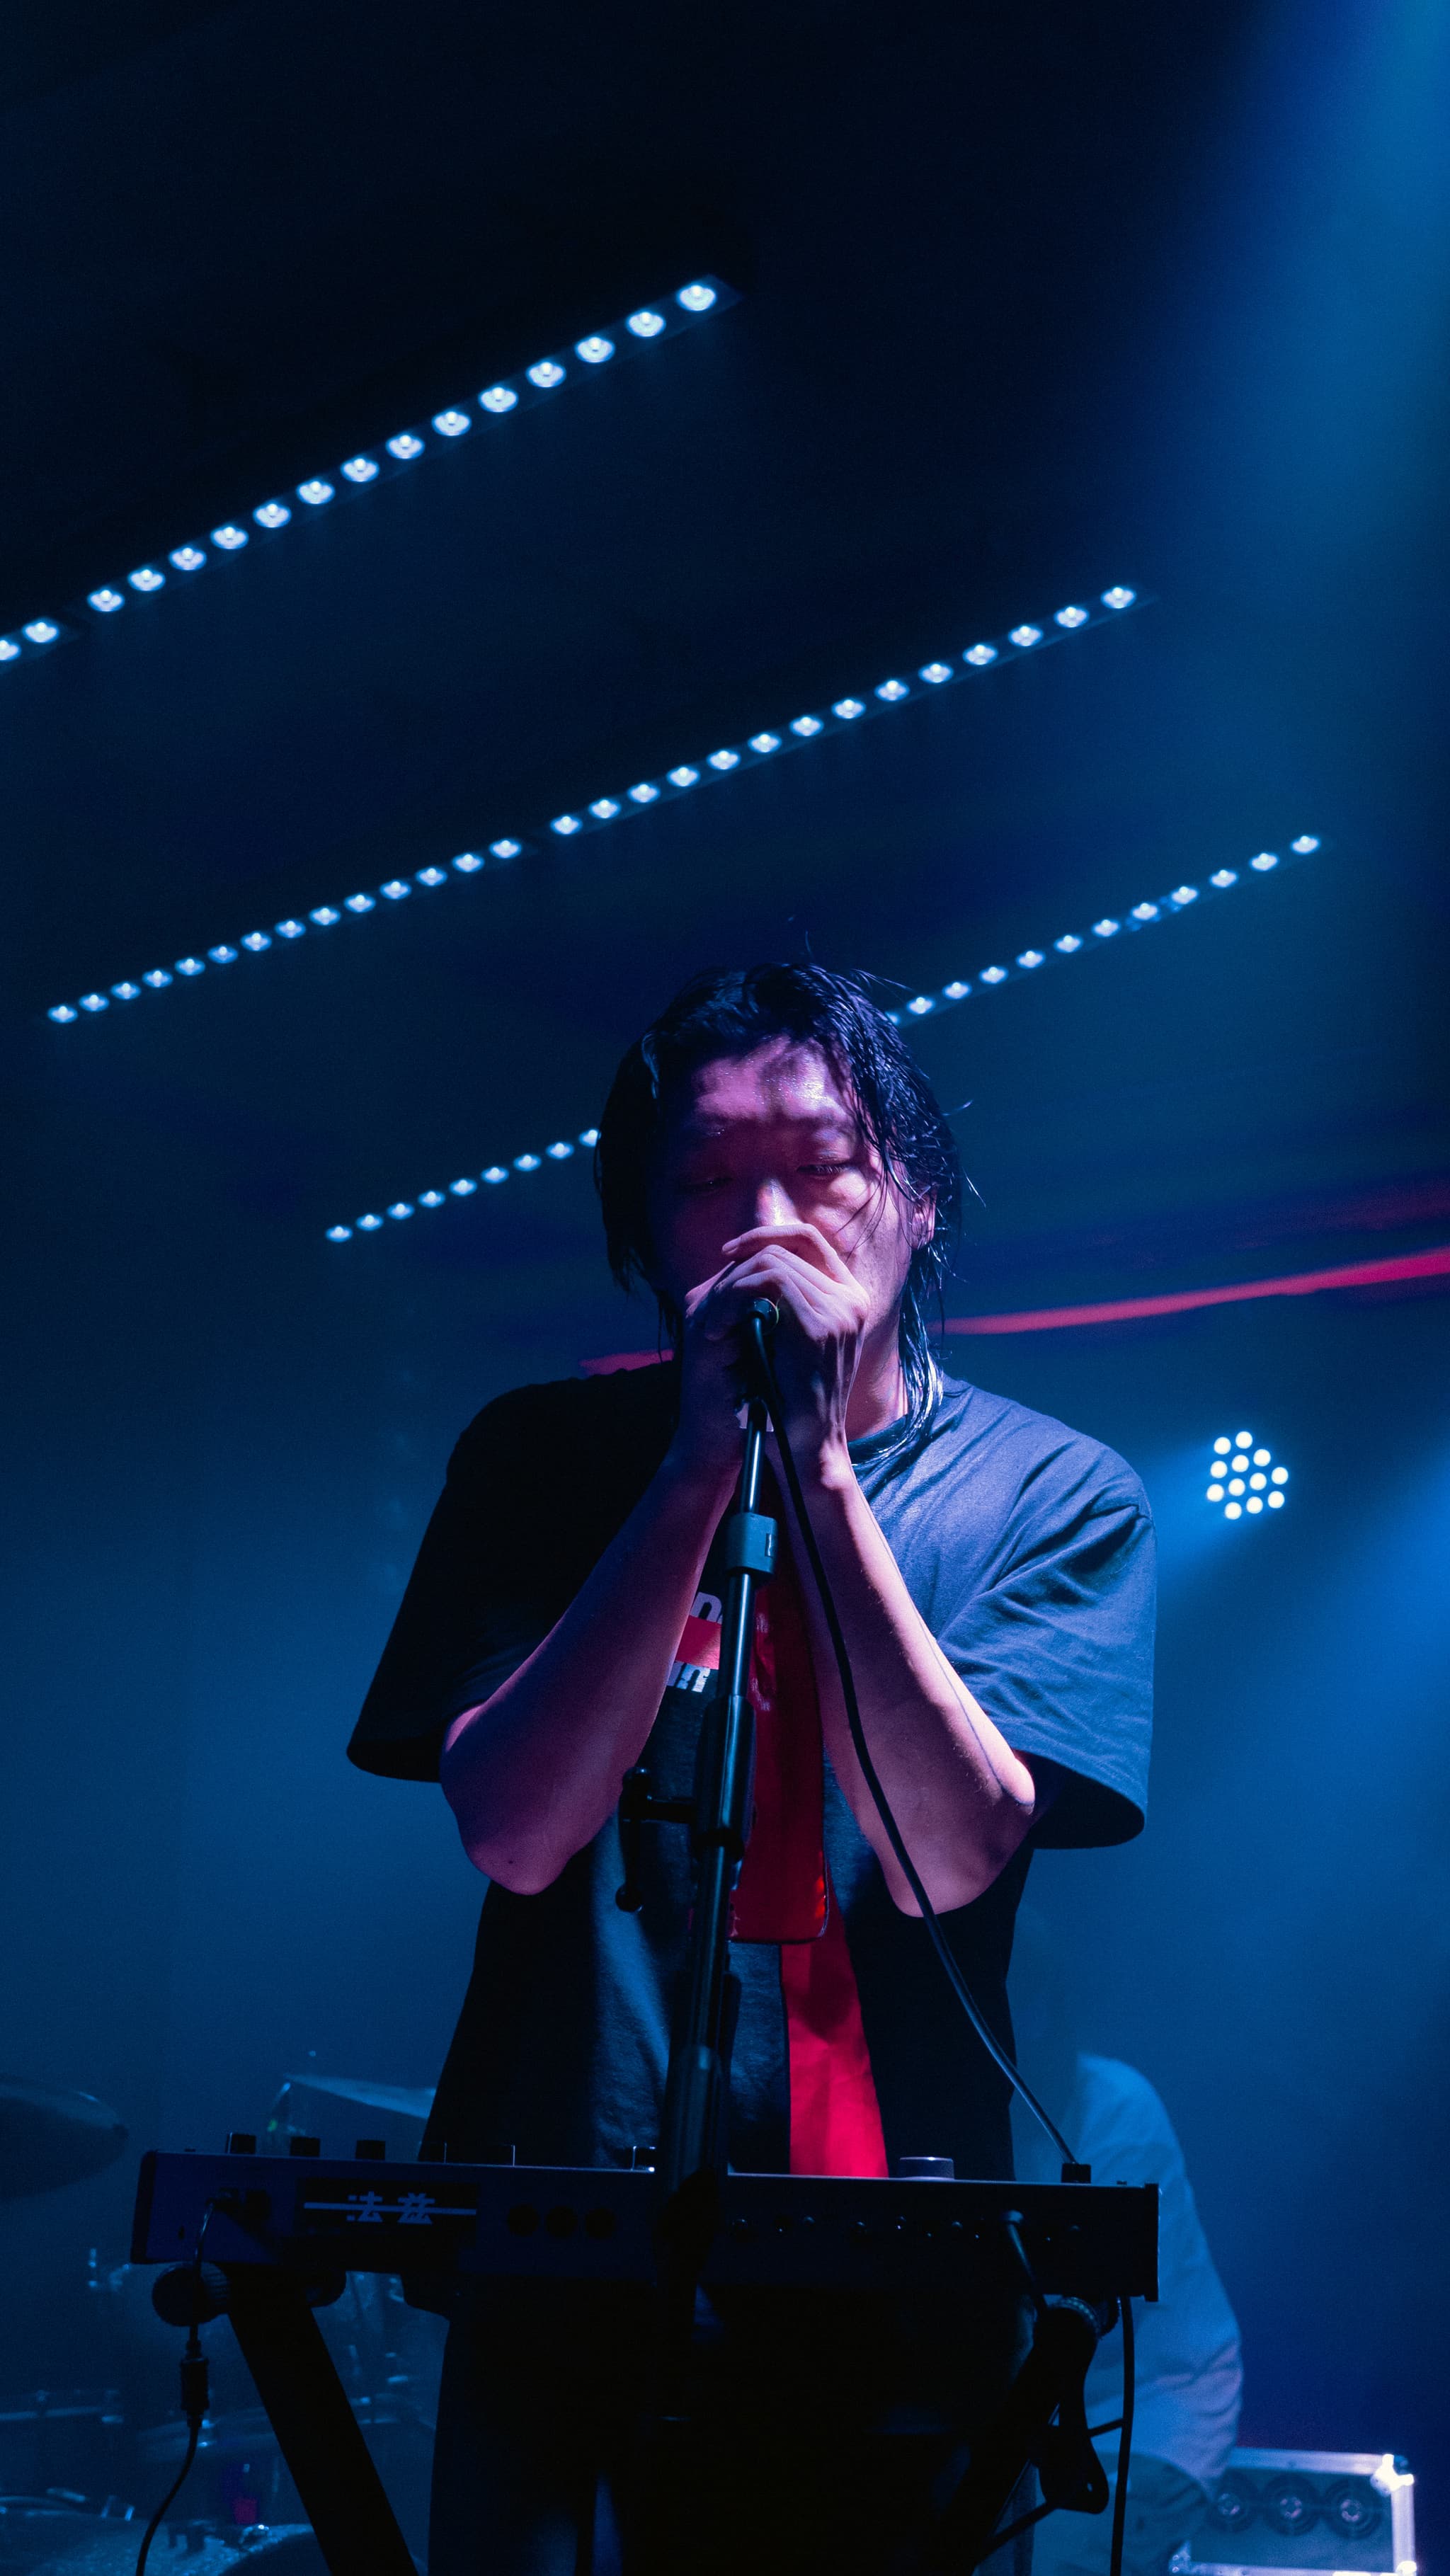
[{"x1": 3, "y1": 0, "x2": 1446, "y2": 1320}]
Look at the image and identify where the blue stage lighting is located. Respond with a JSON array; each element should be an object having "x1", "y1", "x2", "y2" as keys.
[
  {"x1": 379, "y1": 881, "x2": 411, "y2": 901},
  {"x1": 276, "y1": 918, "x2": 307, "y2": 937},
  {"x1": 1210, "y1": 869, "x2": 1238, "y2": 888},
  {"x1": 111, "y1": 981, "x2": 142, "y2": 1000},
  {"x1": 1008, "y1": 624, "x2": 1042, "y2": 648},
  {"x1": 24, "y1": 619, "x2": 61, "y2": 642},
  {"x1": 1291, "y1": 835, "x2": 1320, "y2": 854},
  {"x1": 1016, "y1": 951, "x2": 1044, "y2": 969},
  {"x1": 357, "y1": 1213, "x2": 384, "y2": 1230},
  {"x1": 1102, "y1": 587, "x2": 1136, "y2": 609},
  {"x1": 326, "y1": 1225, "x2": 353, "y2": 1241},
  {"x1": 1055, "y1": 934, "x2": 1083, "y2": 954},
  {"x1": 47, "y1": 577, "x2": 1142, "y2": 1028},
  {"x1": 1206, "y1": 1431, "x2": 1289, "y2": 1518},
  {"x1": 483, "y1": 1167, "x2": 508, "y2": 1184},
  {"x1": 547, "y1": 1140, "x2": 574, "y2": 1160},
  {"x1": 176, "y1": 957, "x2": 205, "y2": 976},
  {"x1": 1054, "y1": 605, "x2": 1088, "y2": 629},
  {"x1": 513, "y1": 1152, "x2": 542, "y2": 1172},
  {"x1": 128, "y1": 569, "x2": 164, "y2": 593},
  {"x1": 48, "y1": 288, "x2": 736, "y2": 639},
  {"x1": 1250, "y1": 852, "x2": 1279, "y2": 871},
  {"x1": 208, "y1": 944, "x2": 237, "y2": 963},
  {"x1": 241, "y1": 932, "x2": 271, "y2": 951},
  {"x1": 143, "y1": 969, "x2": 172, "y2": 988},
  {"x1": 1092, "y1": 918, "x2": 1121, "y2": 939},
  {"x1": 388, "y1": 1201, "x2": 413, "y2": 1220},
  {"x1": 309, "y1": 905, "x2": 341, "y2": 925},
  {"x1": 79, "y1": 992, "x2": 108, "y2": 1013},
  {"x1": 89, "y1": 589, "x2": 125, "y2": 613},
  {"x1": 450, "y1": 1178, "x2": 476, "y2": 1196},
  {"x1": 48, "y1": 1004, "x2": 77, "y2": 1022},
  {"x1": 1131, "y1": 902, "x2": 1159, "y2": 922}
]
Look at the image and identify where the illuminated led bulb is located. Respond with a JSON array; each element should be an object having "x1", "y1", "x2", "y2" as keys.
[
  {"x1": 576, "y1": 336, "x2": 614, "y2": 364},
  {"x1": 297, "y1": 479, "x2": 335, "y2": 503},
  {"x1": 89, "y1": 589, "x2": 125, "y2": 612},
  {"x1": 943, "y1": 981, "x2": 970, "y2": 1000},
  {"x1": 590, "y1": 798, "x2": 620, "y2": 818},
  {"x1": 748, "y1": 734, "x2": 780, "y2": 755},
  {"x1": 980, "y1": 966, "x2": 1007, "y2": 985},
  {"x1": 527, "y1": 360, "x2": 565, "y2": 389},
  {"x1": 1206, "y1": 1484, "x2": 1224, "y2": 1501},
  {"x1": 1271, "y1": 1466, "x2": 1288, "y2": 1485},
  {"x1": 342, "y1": 456, "x2": 378, "y2": 482},
  {"x1": 480, "y1": 386, "x2": 518, "y2": 413},
  {"x1": 513, "y1": 1152, "x2": 542, "y2": 1172},
  {"x1": 170, "y1": 546, "x2": 206, "y2": 571},
  {"x1": 1054, "y1": 606, "x2": 1088, "y2": 628},
  {"x1": 907, "y1": 996, "x2": 933, "y2": 1016},
  {"x1": 212, "y1": 524, "x2": 249, "y2": 549},
  {"x1": 129, "y1": 568, "x2": 164, "y2": 593},
  {"x1": 387, "y1": 433, "x2": 425, "y2": 459},
  {"x1": 1102, "y1": 587, "x2": 1136, "y2": 609},
  {"x1": 676, "y1": 283, "x2": 717, "y2": 311},
  {"x1": 1008, "y1": 625, "x2": 1041, "y2": 648},
  {"x1": 964, "y1": 644, "x2": 996, "y2": 666},
  {"x1": 482, "y1": 1166, "x2": 508, "y2": 1184},
  {"x1": 1054, "y1": 934, "x2": 1082, "y2": 954},
  {"x1": 832, "y1": 700, "x2": 864, "y2": 721},
  {"x1": 490, "y1": 840, "x2": 522, "y2": 859},
  {"x1": 253, "y1": 502, "x2": 290, "y2": 529},
  {"x1": 627, "y1": 309, "x2": 665, "y2": 337},
  {"x1": 707, "y1": 750, "x2": 739, "y2": 769},
  {"x1": 344, "y1": 893, "x2": 375, "y2": 912},
  {"x1": 1017, "y1": 950, "x2": 1044, "y2": 970},
  {"x1": 789, "y1": 717, "x2": 821, "y2": 738},
  {"x1": 876, "y1": 680, "x2": 908, "y2": 701},
  {"x1": 629, "y1": 783, "x2": 659, "y2": 803},
  {"x1": 1210, "y1": 869, "x2": 1238, "y2": 888},
  {"x1": 431, "y1": 411, "x2": 469, "y2": 437},
  {"x1": 668, "y1": 766, "x2": 699, "y2": 787},
  {"x1": 552, "y1": 815, "x2": 581, "y2": 836},
  {"x1": 1213, "y1": 1438, "x2": 1232, "y2": 1455},
  {"x1": 1291, "y1": 835, "x2": 1319, "y2": 854}
]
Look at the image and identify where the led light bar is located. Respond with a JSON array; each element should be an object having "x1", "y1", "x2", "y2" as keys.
[
  {"x1": 882, "y1": 837, "x2": 1320, "y2": 1027},
  {"x1": 322, "y1": 831, "x2": 1320, "y2": 1240},
  {"x1": 6, "y1": 282, "x2": 735, "y2": 668},
  {"x1": 45, "y1": 585, "x2": 1143, "y2": 1028}
]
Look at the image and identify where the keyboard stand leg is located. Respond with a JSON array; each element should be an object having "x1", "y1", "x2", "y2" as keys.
[{"x1": 223, "y1": 2269, "x2": 418, "y2": 2576}]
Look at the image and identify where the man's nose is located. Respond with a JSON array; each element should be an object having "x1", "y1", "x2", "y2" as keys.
[{"x1": 751, "y1": 1177, "x2": 796, "y2": 1230}]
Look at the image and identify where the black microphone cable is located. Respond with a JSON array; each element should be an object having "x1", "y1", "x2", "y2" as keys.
[{"x1": 744, "y1": 1303, "x2": 1077, "y2": 2168}]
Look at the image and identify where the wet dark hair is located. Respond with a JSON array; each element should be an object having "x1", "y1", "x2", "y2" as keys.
[{"x1": 595, "y1": 963, "x2": 963, "y2": 1433}]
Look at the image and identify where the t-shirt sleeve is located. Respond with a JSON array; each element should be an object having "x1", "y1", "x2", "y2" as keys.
[
  {"x1": 936, "y1": 1462, "x2": 1155, "y2": 1846},
  {"x1": 347, "y1": 1395, "x2": 559, "y2": 1782}
]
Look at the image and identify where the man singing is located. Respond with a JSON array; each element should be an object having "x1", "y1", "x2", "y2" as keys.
[{"x1": 351, "y1": 962, "x2": 1155, "y2": 2575}]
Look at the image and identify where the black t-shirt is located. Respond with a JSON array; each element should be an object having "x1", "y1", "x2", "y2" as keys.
[{"x1": 350, "y1": 1366, "x2": 1154, "y2": 2182}]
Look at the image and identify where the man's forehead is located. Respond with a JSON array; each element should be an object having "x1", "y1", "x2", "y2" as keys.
[{"x1": 669, "y1": 1040, "x2": 857, "y2": 1132}]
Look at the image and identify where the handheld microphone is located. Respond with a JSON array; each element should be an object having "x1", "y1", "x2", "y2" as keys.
[{"x1": 746, "y1": 1297, "x2": 780, "y2": 1336}]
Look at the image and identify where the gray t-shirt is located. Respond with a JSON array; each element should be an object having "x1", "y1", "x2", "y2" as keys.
[{"x1": 351, "y1": 1365, "x2": 1155, "y2": 2181}]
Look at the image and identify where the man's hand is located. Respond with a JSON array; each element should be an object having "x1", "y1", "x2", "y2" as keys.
[{"x1": 670, "y1": 1220, "x2": 872, "y2": 1484}]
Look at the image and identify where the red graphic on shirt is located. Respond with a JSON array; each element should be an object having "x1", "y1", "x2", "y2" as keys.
[{"x1": 666, "y1": 1509, "x2": 889, "y2": 2179}]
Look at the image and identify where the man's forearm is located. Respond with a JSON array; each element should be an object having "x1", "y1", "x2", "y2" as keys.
[
  {"x1": 440, "y1": 1450, "x2": 734, "y2": 1890},
  {"x1": 789, "y1": 1450, "x2": 1041, "y2": 1915}
]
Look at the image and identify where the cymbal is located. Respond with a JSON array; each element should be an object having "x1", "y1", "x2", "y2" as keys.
[{"x1": 0, "y1": 2076, "x2": 128, "y2": 2199}]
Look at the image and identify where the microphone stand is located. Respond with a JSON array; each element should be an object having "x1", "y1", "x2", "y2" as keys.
[{"x1": 615, "y1": 1304, "x2": 779, "y2": 2424}]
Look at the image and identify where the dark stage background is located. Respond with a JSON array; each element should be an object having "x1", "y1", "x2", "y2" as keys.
[{"x1": 1, "y1": 0, "x2": 1447, "y2": 2546}]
